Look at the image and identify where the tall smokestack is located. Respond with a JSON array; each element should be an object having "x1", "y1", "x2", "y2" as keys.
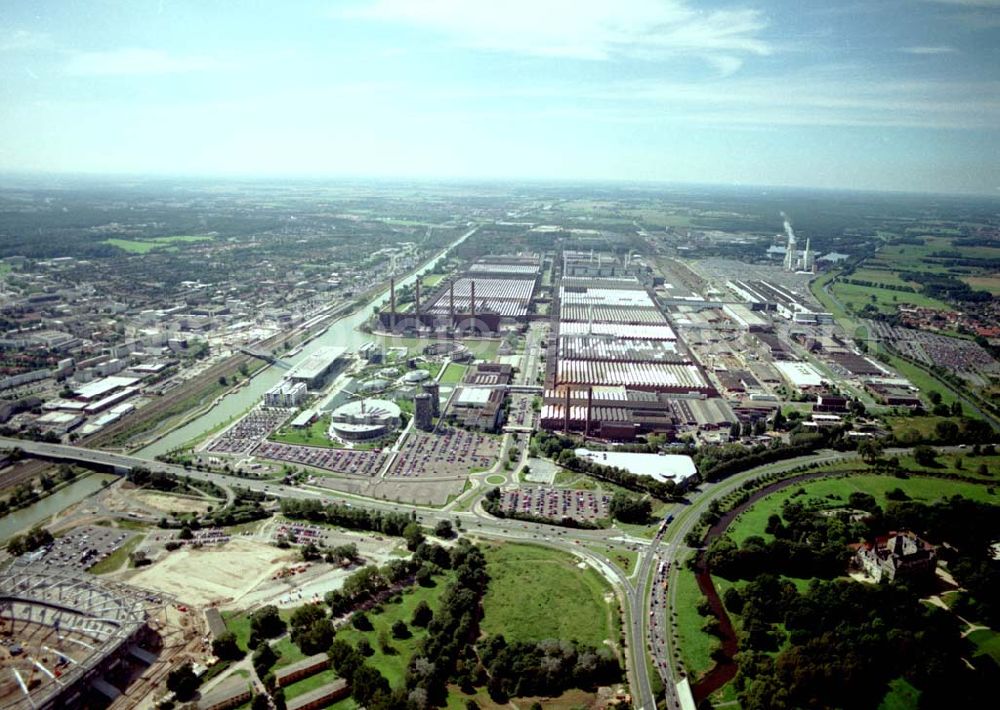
[
  {"x1": 415, "y1": 280, "x2": 421, "y2": 314},
  {"x1": 470, "y1": 280, "x2": 476, "y2": 323},
  {"x1": 564, "y1": 388, "x2": 571, "y2": 433},
  {"x1": 390, "y1": 276, "x2": 396, "y2": 331},
  {"x1": 449, "y1": 280, "x2": 455, "y2": 325},
  {"x1": 585, "y1": 387, "x2": 593, "y2": 438}
]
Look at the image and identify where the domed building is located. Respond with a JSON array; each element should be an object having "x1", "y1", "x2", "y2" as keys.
[
  {"x1": 401, "y1": 369, "x2": 430, "y2": 384},
  {"x1": 329, "y1": 398, "x2": 401, "y2": 441},
  {"x1": 358, "y1": 378, "x2": 391, "y2": 394}
]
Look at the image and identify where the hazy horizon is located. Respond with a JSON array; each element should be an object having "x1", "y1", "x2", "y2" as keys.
[{"x1": 2, "y1": 1, "x2": 998, "y2": 195}]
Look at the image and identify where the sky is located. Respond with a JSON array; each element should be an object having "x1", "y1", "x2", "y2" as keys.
[{"x1": 1, "y1": 0, "x2": 998, "y2": 194}]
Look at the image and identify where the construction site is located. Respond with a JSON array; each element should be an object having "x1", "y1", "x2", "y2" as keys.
[{"x1": 0, "y1": 566, "x2": 202, "y2": 710}]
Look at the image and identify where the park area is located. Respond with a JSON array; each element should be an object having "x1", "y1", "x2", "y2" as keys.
[
  {"x1": 480, "y1": 543, "x2": 619, "y2": 649},
  {"x1": 725, "y1": 473, "x2": 997, "y2": 545}
]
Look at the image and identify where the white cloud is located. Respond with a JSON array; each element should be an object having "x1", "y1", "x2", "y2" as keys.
[
  {"x1": 0, "y1": 29, "x2": 52, "y2": 52},
  {"x1": 346, "y1": 0, "x2": 772, "y2": 67},
  {"x1": 64, "y1": 48, "x2": 232, "y2": 76},
  {"x1": 901, "y1": 45, "x2": 959, "y2": 54}
]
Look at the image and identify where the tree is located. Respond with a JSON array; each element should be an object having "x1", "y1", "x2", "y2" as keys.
[
  {"x1": 252, "y1": 643, "x2": 278, "y2": 677},
  {"x1": 935, "y1": 420, "x2": 959, "y2": 441},
  {"x1": 212, "y1": 631, "x2": 243, "y2": 660},
  {"x1": 608, "y1": 491, "x2": 652, "y2": 523},
  {"x1": 403, "y1": 522, "x2": 425, "y2": 551},
  {"x1": 178, "y1": 526, "x2": 193, "y2": 540},
  {"x1": 301, "y1": 542, "x2": 321, "y2": 561},
  {"x1": 928, "y1": 390, "x2": 942, "y2": 405},
  {"x1": 411, "y1": 600, "x2": 433, "y2": 627},
  {"x1": 772, "y1": 409, "x2": 787, "y2": 431},
  {"x1": 351, "y1": 664, "x2": 390, "y2": 707},
  {"x1": 357, "y1": 638, "x2": 374, "y2": 657},
  {"x1": 914, "y1": 445, "x2": 938, "y2": 467},
  {"x1": 391, "y1": 619, "x2": 410, "y2": 639},
  {"x1": 434, "y1": 519, "x2": 454, "y2": 539},
  {"x1": 166, "y1": 662, "x2": 200, "y2": 700},
  {"x1": 857, "y1": 438, "x2": 884, "y2": 466},
  {"x1": 352, "y1": 612, "x2": 373, "y2": 631},
  {"x1": 250, "y1": 605, "x2": 286, "y2": 645},
  {"x1": 251, "y1": 693, "x2": 270, "y2": 710}
]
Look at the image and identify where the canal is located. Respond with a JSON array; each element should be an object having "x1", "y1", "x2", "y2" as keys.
[{"x1": 0, "y1": 473, "x2": 117, "y2": 542}]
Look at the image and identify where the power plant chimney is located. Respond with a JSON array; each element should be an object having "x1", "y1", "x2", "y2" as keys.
[
  {"x1": 470, "y1": 280, "x2": 476, "y2": 323},
  {"x1": 389, "y1": 276, "x2": 397, "y2": 331},
  {"x1": 415, "y1": 280, "x2": 421, "y2": 314},
  {"x1": 449, "y1": 280, "x2": 455, "y2": 325},
  {"x1": 564, "y1": 388, "x2": 571, "y2": 433},
  {"x1": 585, "y1": 387, "x2": 593, "y2": 438}
]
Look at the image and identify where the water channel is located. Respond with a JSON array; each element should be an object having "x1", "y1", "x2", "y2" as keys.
[{"x1": 0, "y1": 473, "x2": 117, "y2": 541}]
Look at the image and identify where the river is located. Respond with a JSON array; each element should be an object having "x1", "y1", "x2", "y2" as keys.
[
  {"x1": 0, "y1": 473, "x2": 117, "y2": 541},
  {"x1": 135, "y1": 227, "x2": 475, "y2": 459}
]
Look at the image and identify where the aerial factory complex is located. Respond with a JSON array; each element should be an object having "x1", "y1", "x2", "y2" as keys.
[{"x1": 0, "y1": 184, "x2": 998, "y2": 710}]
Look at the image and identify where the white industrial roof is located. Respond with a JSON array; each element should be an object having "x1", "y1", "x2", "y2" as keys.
[
  {"x1": 774, "y1": 361, "x2": 826, "y2": 387},
  {"x1": 575, "y1": 448, "x2": 697, "y2": 485},
  {"x1": 456, "y1": 387, "x2": 492, "y2": 407},
  {"x1": 73, "y1": 376, "x2": 140, "y2": 400},
  {"x1": 291, "y1": 346, "x2": 347, "y2": 380}
]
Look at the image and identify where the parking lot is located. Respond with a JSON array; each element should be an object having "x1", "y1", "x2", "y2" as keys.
[
  {"x1": 21, "y1": 525, "x2": 135, "y2": 571},
  {"x1": 207, "y1": 408, "x2": 290, "y2": 454},
  {"x1": 387, "y1": 427, "x2": 500, "y2": 478},
  {"x1": 254, "y1": 441, "x2": 386, "y2": 476},
  {"x1": 499, "y1": 487, "x2": 611, "y2": 522}
]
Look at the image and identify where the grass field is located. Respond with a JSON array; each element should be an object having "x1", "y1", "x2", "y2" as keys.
[
  {"x1": 878, "y1": 677, "x2": 921, "y2": 710},
  {"x1": 831, "y1": 281, "x2": 951, "y2": 314},
  {"x1": 850, "y1": 268, "x2": 917, "y2": 289},
  {"x1": 480, "y1": 543, "x2": 619, "y2": 648},
  {"x1": 583, "y1": 542, "x2": 638, "y2": 575},
  {"x1": 333, "y1": 573, "x2": 454, "y2": 689},
  {"x1": 439, "y1": 362, "x2": 466, "y2": 384},
  {"x1": 877, "y1": 351, "x2": 967, "y2": 409},
  {"x1": 967, "y1": 628, "x2": 1000, "y2": 664},
  {"x1": 270, "y1": 415, "x2": 342, "y2": 449},
  {"x1": 961, "y1": 275, "x2": 1000, "y2": 295},
  {"x1": 673, "y1": 565, "x2": 717, "y2": 679},
  {"x1": 104, "y1": 235, "x2": 212, "y2": 253},
  {"x1": 422, "y1": 273, "x2": 445, "y2": 287},
  {"x1": 88, "y1": 534, "x2": 145, "y2": 574},
  {"x1": 725, "y1": 474, "x2": 997, "y2": 545},
  {"x1": 282, "y1": 668, "x2": 339, "y2": 699},
  {"x1": 223, "y1": 611, "x2": 253, "y2": 651},
  {"x1": 223, "y1": 608, "x2": 295, "y2": 654},
  {"x1": 272, "y1": 635, "x2": 307, "y2": 668},
  {"x1": 883, "y1": 415, "x2": 957, "y2": 439},
  {"x1": 809, "y1": 272, "x2": 848, "y2": 322}
]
